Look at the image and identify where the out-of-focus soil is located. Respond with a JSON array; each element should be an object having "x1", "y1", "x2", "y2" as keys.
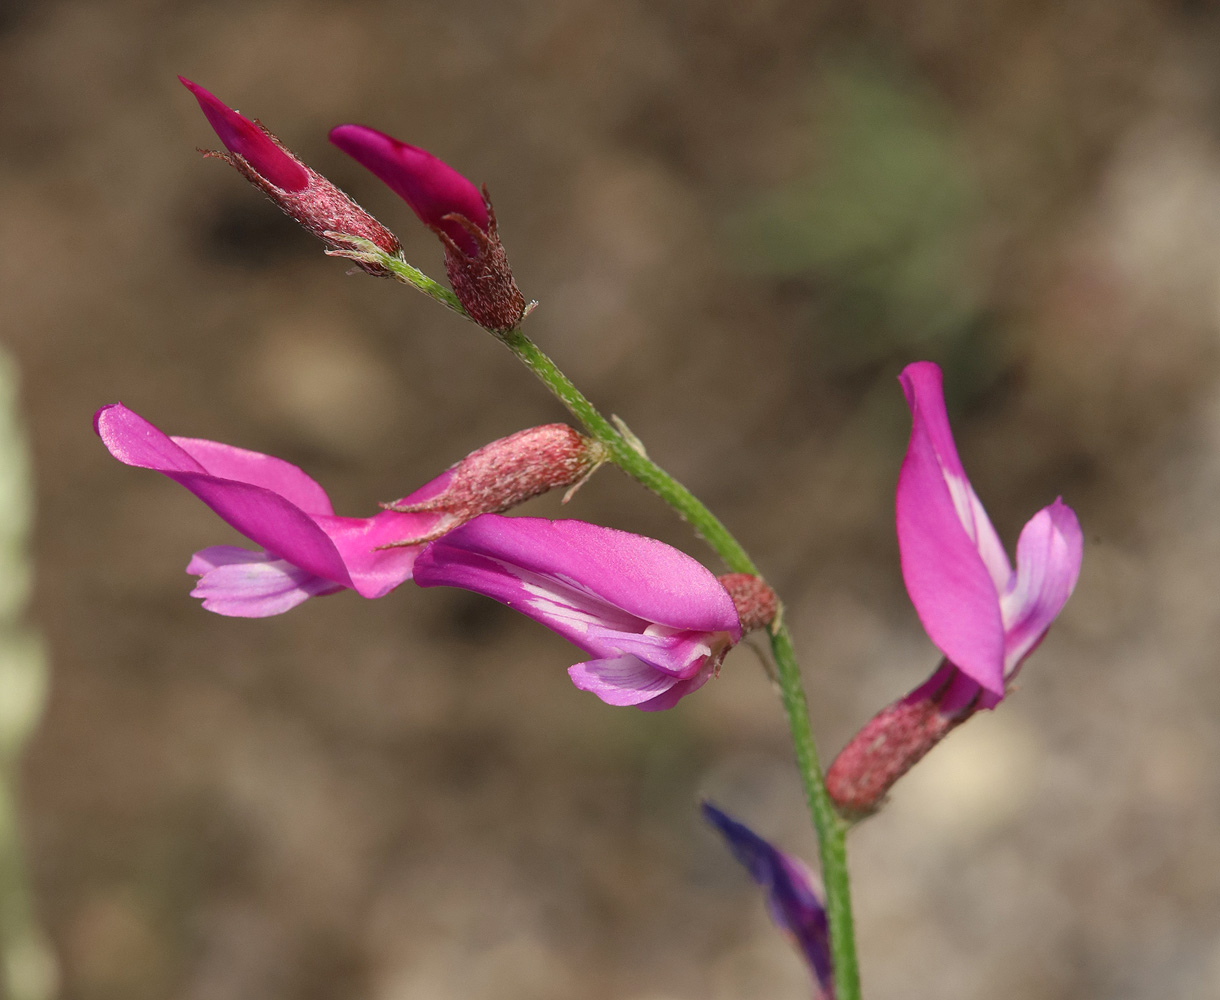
[{"x1": 5, "y1": 1, "x2": 1220, "y2": 998}]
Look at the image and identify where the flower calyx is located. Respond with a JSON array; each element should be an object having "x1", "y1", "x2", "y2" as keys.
[
  {"x1": 825, "y1": 661, "x2": 980, "y2": 821},
  {"x1": 437, "y1": 188, "x2": 527, "y2": 333},
  {"x1": 377, "y1": 424, "x2": 606, "y2": 548},
  {"x1": 716, "y1": 573, "x2": 778, "y2": 634}
]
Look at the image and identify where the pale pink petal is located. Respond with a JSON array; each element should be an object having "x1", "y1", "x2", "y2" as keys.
[
  {"x1": 187, "y1": 547, "x2": 342, "y2": 617},
  {"x1": 601, "y1": 626, "x2": 719, "y2": 679},
  {"x1": 896, "y1": 393, "x2": 1006, "y2": 697},
  {"x1": 634, "y1": 658, "x2": 718, "y2": 711},
  {"x1": 1000, "y1": 498, "x2": 1084, "y2": 676},
  {"x1": 567, "y1": 656, "x2": 681, "y2": 706}
]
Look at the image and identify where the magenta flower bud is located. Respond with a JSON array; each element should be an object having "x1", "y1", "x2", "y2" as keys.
[
  {"x1": 181, "y1": 78, "x2": 402, "y2": 275},
  {"x1": 328, "y1": 124, "x2": 487, "y2": 251},
  {"x1": 716, "y1": 573, "x2": 778, "y2": 633},
  {"x1": 330, "y1": 124, "x2": 526, "y2": 332},
  {"x1": 702, "y1": 803, "x2": 833, "y2": 999},
  {"x1": 825, "y1": 362, "x2": 1083, "y2": 818},
  {"x1": 414, "y1": 516, "x2": 742, "y2": 710},
  {"x1": 381, "y1": 424, "x2": 605, "y2": 543}
]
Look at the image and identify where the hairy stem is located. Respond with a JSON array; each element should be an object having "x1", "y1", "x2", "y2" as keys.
[{"x1": 500, "y1": 326, "x2": 862, "y2": 1000}]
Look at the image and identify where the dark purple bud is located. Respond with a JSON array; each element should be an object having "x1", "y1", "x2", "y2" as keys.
[{"x1": 702, "y1": 803, "x2": 834, "y2": 998}]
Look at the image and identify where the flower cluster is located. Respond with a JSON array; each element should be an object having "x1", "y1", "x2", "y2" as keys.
[{"x1": 92, "y1": 80, "x2": 1088, "y2": 1000}]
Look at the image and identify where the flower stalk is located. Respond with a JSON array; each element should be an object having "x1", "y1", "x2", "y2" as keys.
[{"x1": 497, "y1": 325, "x2": 863, "y2": 1000}]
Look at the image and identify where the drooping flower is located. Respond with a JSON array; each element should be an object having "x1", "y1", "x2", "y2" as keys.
[
  {"x1": 95, "y1": 405, "x2": 601, "y2": 617},
  {"x1": 825, "y1": 361, "x2": 1083, "y2": 818},
  {"x1": 702, "y1": 802, "x2": 833, "y2": 999},
  {"x1": 180, "y1": 77, "x2": 402, "y2": 274},
  {"x1": 329, "y1": 124, "x2": 526, "y2": 332},
  {"x1": 412, "y1": 515, "x2": 743, "y2": 710}
]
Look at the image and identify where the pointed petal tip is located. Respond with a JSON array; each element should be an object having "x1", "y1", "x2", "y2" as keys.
[
  {"x1": 181, "y1": 77, "x2": 308, "y2": 193},
  {"x1": 328, "y1": 123, "x2": 488, "y2": 247},
  {"x1": 93, "y1": 402, "x2": 122, "y2": 436},
  {"x1": 897, "y1": 359, "x2": 942, "y2": 405}
]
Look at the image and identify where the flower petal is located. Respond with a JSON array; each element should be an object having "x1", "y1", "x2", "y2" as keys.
[
  {"x1": 95, "y1": 402, "x2": 207, "y2": 475},
  {"x1": 172, "y1": 436, "x2": 334, "y2": 515},
  {"x1": 414, "y1": 515, "x2": 741, "y2": 640},
  {"x1": 601, "y1": 627, "x2": 717, "y2": 679},
  {"x1": 187, "y1": 546, "x2": 342, "y2": 616},
  {"x1": 413, "y1": 540, "x2": 646, "y2": 652},
  {"x1": 179, "y1": 77, "x2": 309, "y2": 193},
  {"x1": 567, "y1": 656, "x2": 681, "y2": 706},
  {"x1": 1000, "y1": 498, "x2": 1083, "y2": 676},
  {"x1": 329, "y1": 124, "x2": 488, "y2": 254},
  {"x1": 896, "y1": 377, "x2": 1006, "y2": 697},
  {"x1": 96, "y1": 404, "x2": 352, "y2": 587},
  {"x1": 634, "y1": 658, "x2": 718, "y2": 711},
  {"x1": 315, "y1": 510, "x2": 444, "y2": 598},
  {"x1": 899, "y1": 362, "x2": 1012, "y2": 590},
  {"x1": 701, "y1": 803, "x2": 833, "y2": 996}
]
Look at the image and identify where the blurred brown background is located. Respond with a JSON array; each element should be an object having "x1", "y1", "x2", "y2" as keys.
[{"x1": 2, "y1": 0, "x2": 1219, "y2": 998}]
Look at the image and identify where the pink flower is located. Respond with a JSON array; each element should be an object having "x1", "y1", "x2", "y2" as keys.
[
  {"x1": 413, "y1": 515, "x2": 742, "y2": 710},
  {"x1": 826, "y1": 361, "x2": 1083, "y2": 817},
  {"x1": 329, "y1": 124, "x2": 525, "y2": 331},
  {"x1": 702, "y1": 803, "x2": 833, "y2": 998},
  {"x1": 180, "y1": 78, "x2": 401, "y2": 274},
  {"x1": 95, "y1": 405, "x2": 600, "y2": 617},
  {"x1": 895, "y1": 361, "x2": 1082, "y2": 703}
]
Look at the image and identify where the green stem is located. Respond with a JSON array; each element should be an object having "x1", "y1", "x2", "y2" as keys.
[
  {"x1": 769, "y1": 625, "x2": 860, "y2": 1000},
  {"x1": 501, "y1": 330, "x2": 755, "y2": 573},
  {"x1": 500, "y1": 326, "x2": 862, "y2": 1000}
]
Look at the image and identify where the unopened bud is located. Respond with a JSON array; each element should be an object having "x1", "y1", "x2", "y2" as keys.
[
  {"x1": 330, "y1": 125, "x2": 527, "y2": 331},
  {"x1": 181, "y1": 78, "x2": 402, "y2": 276},
  {"x1": 379, "y1": 425, "x2": 606, "y2": 547},
  {"x1": 717, "y1": 573, "x2": 778, "y2": 633},
  {"x1": 825, "y1": 660, "x2": 981, "y2": 821}
]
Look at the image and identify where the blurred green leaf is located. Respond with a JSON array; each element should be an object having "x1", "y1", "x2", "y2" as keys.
[{"x1": 737, "y1": 57, "x2": 988, "y2": 371}]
